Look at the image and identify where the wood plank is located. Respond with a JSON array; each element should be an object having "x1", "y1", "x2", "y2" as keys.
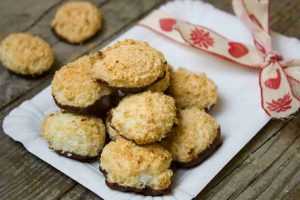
[
  {"x1": 59, "y1": 185, "x2": 99, "y2": 200},
  {"x1": 0, "y1": 135, "x2": 76, "y2": 200},
  {"x1": 197, "y1": 114, "x2": 300, "y2": 200},
  {"x1": 0, "y1": 0, "x2": 165, "y2": 200},
  {"x1": 0, "y1": 0, "x2": 63, "y2": 36}
]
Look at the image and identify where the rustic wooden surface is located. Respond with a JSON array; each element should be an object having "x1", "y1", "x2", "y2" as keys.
[{"x1": 0, "y1": 0, "x2": 299, "y2": 199}]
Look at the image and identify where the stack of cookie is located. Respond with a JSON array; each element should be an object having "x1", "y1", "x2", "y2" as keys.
[
  {"x1": 43, "y1": 54, "x2": 109, "y2": 161},
  {"x1": 41, "y1": 39, "x2": 221, "y2": 196}
]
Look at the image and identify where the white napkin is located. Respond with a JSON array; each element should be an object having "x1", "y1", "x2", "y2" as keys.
[{"x1": 3, "y1": 1, "x2": 300, "y2": 200}]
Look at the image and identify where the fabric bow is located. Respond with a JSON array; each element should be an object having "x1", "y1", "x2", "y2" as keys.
[{"x1": 139, "y1": 0, "x2": 300, "y2": 119}]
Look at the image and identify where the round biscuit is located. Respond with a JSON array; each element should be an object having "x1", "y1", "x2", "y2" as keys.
[
  {"x1": 92, "y1": 39, "x2": 167, "y2": 89},
  {"x1": 168, "y1": 68, "x2": 218, "y2": 110},
  {"x1": 100, "y1": 138, "x2": 173, "y2": 193},
  {"x1": 0, "y1": 33, "x2": 54, "y2": 76},
  {"x1": 42, "y1": 111, "x2": 106, "y2": 159},
  {"x1": 51, "y1": 1, "x2": 102, "y2": 44},
  {"x1": 163, "y1": 107, "x2": 221, "y2": 167},
  {"x1": 108, "y1": 91, "x2": 176, "y2": 144}
]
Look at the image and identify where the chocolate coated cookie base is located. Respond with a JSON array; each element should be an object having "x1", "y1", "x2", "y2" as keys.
[
  {"x1": 53, "y1": 94, "x2": 112, "y2": 116},
  {"x1": 173, "y1": 127, "x2": 222, "y2": 169},
  {"x1": 54, "y1": 150, "x2": 98, "y2": 162},
  {"x1": 99, "y1": 167, "x2": 171, "y2": 196}
]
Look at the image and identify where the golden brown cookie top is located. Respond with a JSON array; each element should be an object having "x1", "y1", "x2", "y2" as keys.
[
  {"x1": 0, "y1": 33, "x2": 54, "y2": 75},
  {"x1": 51, "y1": 1, "x2": 102, "y2": 44},
  {"x1": 163, "y1": 107, "x2": 220, "y2": 163},
  {"x1": 92, "y1": 39, "x2": 167, "y2": 88},
  {"x1": 109, "y1": 91, "x2": 176, "y2": 144},
  {"x1": 42, "y1": 111, "x2": 106, "y2": 157},
  {"x1": 168, "y1": 68, "x2": 218, "y2": 110},
  {"x1": 100, "y1": 138, "x2": 173, "y2": 190},
  {"x1": 52, "y1": 54, "x2": 111, "y2": 108}
]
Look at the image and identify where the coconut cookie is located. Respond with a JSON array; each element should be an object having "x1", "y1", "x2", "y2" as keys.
[
  {"x1": 42, "y1": 111, "x2": 106, "y2": 161},
  {"x1": 100, "y1": 138, "x2": 173, "y2": 195},
  {"x1": 163, "y1": 107, "x2": 221, "y2": 168},
  {"x1": 52, "y1": 54, "x2": 112, "y2": 115},
  {"x1": 168, "y1": 68, "x2": 218, "y2": 111},
  {"x1": 92, "y1": 39, "x2": 168, "y2": 94},
  {"x1": 51, "y1": 1, "x2": 102, "y2": 44},
  {"x1": 0, "y1": 33, "x2": 54, "y2": 76},
  {"x1": 106, "y1": 91, "x2": 176, "y2": 145}
]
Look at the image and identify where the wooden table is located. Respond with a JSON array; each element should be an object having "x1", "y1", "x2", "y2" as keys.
[{"x1": 0, "y1": 0, "x2": 299, "y2": 199}]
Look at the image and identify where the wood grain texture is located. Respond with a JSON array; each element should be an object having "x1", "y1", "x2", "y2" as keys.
[
  {"x1": 0, "y1": 0, "x2": 63, "y2": 35},
  {"x1": 0, "y1": 0, "x2": 299, "y2": 200}
]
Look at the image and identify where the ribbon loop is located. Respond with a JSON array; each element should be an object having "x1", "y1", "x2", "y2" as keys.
[
  {"x1": 260, "y1": 61, "x2": 300, "y2": 118},
  {"x1": 233, "y1": 0, "x2": 272, "y2": 53}
]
